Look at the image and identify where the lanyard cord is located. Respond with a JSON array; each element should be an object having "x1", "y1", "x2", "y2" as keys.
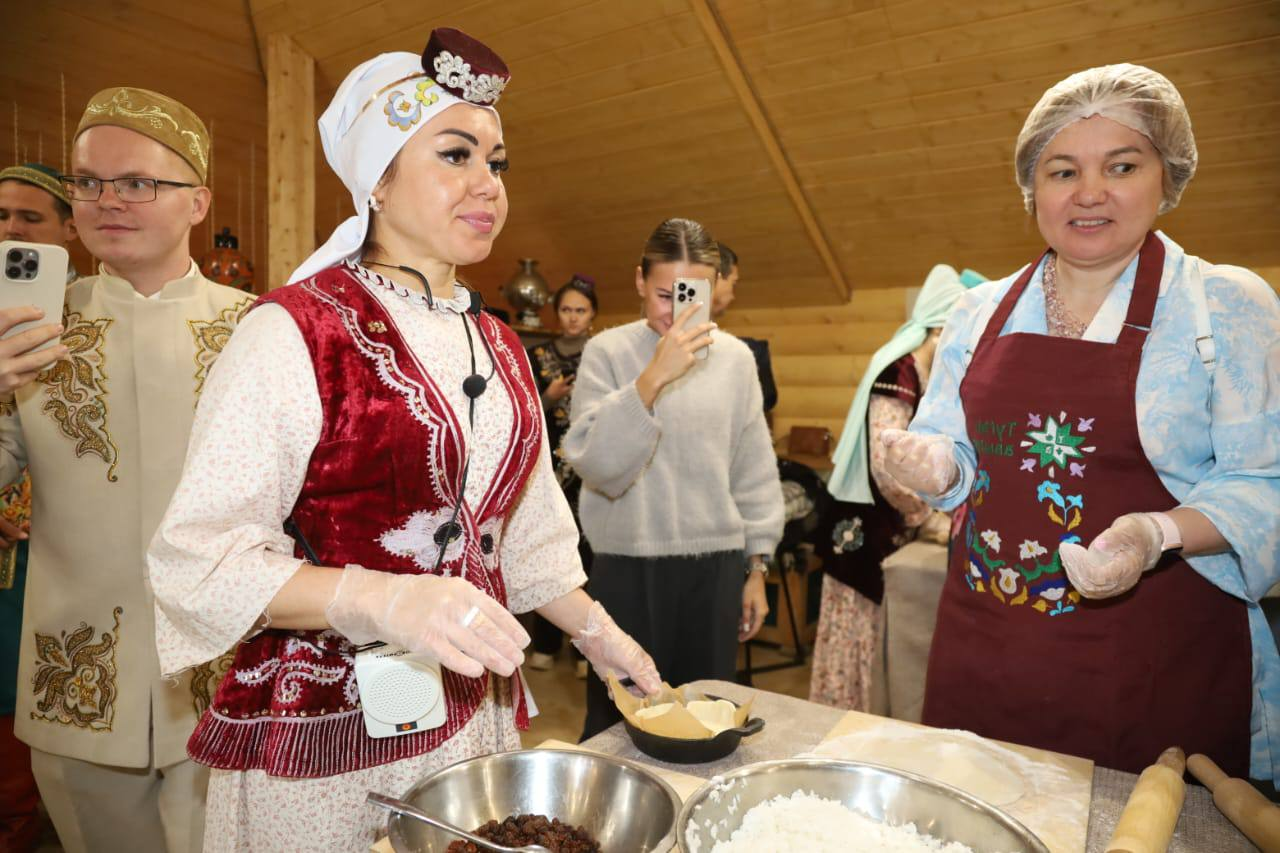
[{"x1": 431, "y1": 311, "x2": 495, "y2": 573}]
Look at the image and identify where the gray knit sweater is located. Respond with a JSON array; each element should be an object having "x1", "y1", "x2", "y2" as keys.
[{"x1": 563, "y1": 320, "x2": 784, "y2": 559}]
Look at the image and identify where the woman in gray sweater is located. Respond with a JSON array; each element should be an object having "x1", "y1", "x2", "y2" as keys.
[{"x1": 564, "y1": 218, "x2": 785, "y2": 739}]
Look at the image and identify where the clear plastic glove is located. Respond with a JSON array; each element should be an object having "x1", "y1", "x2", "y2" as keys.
[
  {"x1": 1058, "y1": 513, "x2": 1163, "y2": 599},
  {"x1": 325, "y1": 565, "x2": 530, "y2": 678},
  {"x1": 880, "y1": 429, "x2": 959, "y2": 498},
  {"x1": 570, "y1": 601, "x2": 661, "y2": 696}
]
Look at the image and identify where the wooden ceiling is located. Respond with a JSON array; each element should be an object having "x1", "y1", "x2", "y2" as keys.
[{"x1": 4, "y1": 1, "x2": 1278, "y2": 309}]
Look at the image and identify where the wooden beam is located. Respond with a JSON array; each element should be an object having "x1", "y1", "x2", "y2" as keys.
[
  {"x1": 688, "y1": 0, "x2": 850, "y2": 301},
  {"x1": 266, "y1": 33, "x2": 314, "y2": 290}
]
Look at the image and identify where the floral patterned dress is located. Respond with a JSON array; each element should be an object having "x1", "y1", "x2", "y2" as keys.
[{"x1": 809, "y1": 355, "x2": 932, "y2": 711}]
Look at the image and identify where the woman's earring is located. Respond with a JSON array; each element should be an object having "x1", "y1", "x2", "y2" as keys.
[{"x1": 369, "y1": 196, "x2": 383, "y2": 213}]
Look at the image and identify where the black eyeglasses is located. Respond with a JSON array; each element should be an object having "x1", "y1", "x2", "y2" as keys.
[{"x1": 59, "y1": 175, "x2": 197, "y2": 203}]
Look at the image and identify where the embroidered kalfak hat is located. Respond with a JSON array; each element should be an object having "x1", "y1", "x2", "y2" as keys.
[{"x1": 289, "y1": 28, "x2": 510, "y2": 284}]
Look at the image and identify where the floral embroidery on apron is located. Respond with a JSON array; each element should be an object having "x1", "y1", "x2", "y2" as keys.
[{"x1": 962, "y1": 408, "x2": 1100, "y2": 615}]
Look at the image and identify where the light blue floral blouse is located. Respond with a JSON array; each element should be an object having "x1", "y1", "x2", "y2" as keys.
[{"x1": 911, "y1": 231, "x2": 1280, "y2": 782}]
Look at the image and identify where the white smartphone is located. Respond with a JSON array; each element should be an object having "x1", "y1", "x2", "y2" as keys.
[
  {"x1": 0, "y1": 241, "x2": 69, "y2": 353},
  {"x1": 672, "y1": 276, "x2": 712, "y2": 360}
]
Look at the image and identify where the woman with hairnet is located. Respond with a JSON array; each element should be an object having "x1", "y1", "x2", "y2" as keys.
[{"x1": 883, "y1": 63, "x2": 1280, "y2": 782}]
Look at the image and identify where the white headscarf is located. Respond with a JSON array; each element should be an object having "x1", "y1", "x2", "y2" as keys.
[{"x1": 289, "y1": 51, "x2": 498, "y2": 284}]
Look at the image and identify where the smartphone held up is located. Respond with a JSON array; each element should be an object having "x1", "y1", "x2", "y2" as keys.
[
  {"x1": 0, "y1": 240, "x2": 69, "y2": 354},
  {"x1": 673, "y1": 276, "x2": 712, "y2": 360}
]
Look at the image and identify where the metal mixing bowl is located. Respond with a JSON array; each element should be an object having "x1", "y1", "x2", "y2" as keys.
[
  {"x1": 678, "y1": 758, "x2": 1049, "y2": 852},
  {"x1": 387, "y1": 748, "x2": 681, "y2": 852}
]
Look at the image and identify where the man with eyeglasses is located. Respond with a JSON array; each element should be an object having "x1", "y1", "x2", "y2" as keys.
[
  {"x1": 0, "y1": 161, "x2": 79, "y2": 852},
  {"x1": 0, "y1": 87, "x2": 252, "y2": 853}
]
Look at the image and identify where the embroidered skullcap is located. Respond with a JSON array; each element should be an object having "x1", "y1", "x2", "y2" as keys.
[
  {"x1": 0, "y1": 163, "x2": 70, "y2": 205},
  {"x1": 289, "y1": 28, "x2": 511, "y2": 284},
  {"x1": 1015, "y1": 63, "x2": 1196, "y2": 215},
  {"x1": 555, "y1": 273, "x2": 598, "y2": 311},
  {"x1": 75, "y1": 87, "x2": 211, "y2": 183}
]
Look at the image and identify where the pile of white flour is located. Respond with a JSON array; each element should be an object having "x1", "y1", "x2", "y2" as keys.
[{"x1": 698, "y1": 790, "x2": 981, "y2": 853}]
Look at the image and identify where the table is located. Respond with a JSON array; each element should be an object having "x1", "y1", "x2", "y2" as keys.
[{"x1": 582, "y1": 680, "x2": 1257, "y2": 852}]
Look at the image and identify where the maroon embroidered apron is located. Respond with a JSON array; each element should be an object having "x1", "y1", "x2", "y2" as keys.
[{"x1": 922, "y1": 233, "x2": 1252, "y2": 776}]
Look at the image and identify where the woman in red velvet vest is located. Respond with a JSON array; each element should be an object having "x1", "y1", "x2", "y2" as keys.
[{"x1": 147, "y1": 30, "x2": 660, "y2": 851}]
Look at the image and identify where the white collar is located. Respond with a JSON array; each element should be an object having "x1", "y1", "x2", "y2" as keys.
[{"x1": 348, "y1": 262, "x2": 473, "y2": 314}]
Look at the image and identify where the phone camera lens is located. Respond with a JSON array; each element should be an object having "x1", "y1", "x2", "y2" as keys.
[
  {"x1": 22, "y1": 259, "x2": 37, "y2": 272},
  {"x1": 5, "y1": 266, "x2": 19, "y2": 278},
  {"x1": 6, "y1": 250, "x2": 20, "y2": 264}
]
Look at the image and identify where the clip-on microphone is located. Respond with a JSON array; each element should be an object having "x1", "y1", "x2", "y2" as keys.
[
  {"x1": 461, "y1": 290, "x2": 496, "y2": 400},
  {"x1": 363, "y1": 262, "x2": 495, "y2": 401}
]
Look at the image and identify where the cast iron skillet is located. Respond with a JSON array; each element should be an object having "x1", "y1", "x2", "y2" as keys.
[{"x1": 623, "y1": 694, "x2": 765, "y2": 764}]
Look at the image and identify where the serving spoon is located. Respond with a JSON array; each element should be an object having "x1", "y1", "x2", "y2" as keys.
[{"x1": 367, "y1": 792, "x2": 553, "y2": 853}]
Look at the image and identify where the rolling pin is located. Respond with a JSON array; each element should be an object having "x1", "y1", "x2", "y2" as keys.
[
  {"x1": 1187, "y1": 753, "x2": 1280, "y2": 852},
  {"x1": 1105, "y1": 747, "x2": 1186, "y2": 853}
]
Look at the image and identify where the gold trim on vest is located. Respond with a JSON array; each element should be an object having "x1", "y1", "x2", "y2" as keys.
[
  {"x1": 188, "y1": 297, "x2": 255, "y2": 402},
  {"x1": 190, "y1": 651, "x2": 234, "y2": 717}
]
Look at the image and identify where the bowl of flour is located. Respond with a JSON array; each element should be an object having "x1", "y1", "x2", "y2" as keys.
[{"x1": 677, "y1": 758, "x2": 1048, "y2": 853}]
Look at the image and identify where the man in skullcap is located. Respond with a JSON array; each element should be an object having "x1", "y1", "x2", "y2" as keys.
[
  {"x1": 0, "y1": 87, "x2": 253, "y2": 853},
  {"x1": 0, "y1": 160, "x2": 79, "y2": 853},
  {"x1": 0, "y1": 163, "x2": 79, "y2": 280}
]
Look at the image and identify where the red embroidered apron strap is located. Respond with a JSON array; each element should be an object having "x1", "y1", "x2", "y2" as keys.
[{"x1": 922, "y1": 232, "x2": 1251, "y2": 776}]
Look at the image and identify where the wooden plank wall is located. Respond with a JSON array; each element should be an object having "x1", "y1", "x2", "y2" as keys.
[
  {"x1": 717, "y1": 0, "x2": 1280, "y2": 288},
  {"x1": 248, "y1": 0, "x2": 837, "y2": 305},
  {"x1": 1256, "y1": 266, "x2": 1280, "y2": 295},
  {"x1": 3, "y1": 2, "x2": 1277, "y2": 304}
]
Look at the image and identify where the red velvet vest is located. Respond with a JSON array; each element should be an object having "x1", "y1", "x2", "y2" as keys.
[{"x1": 187, "y1": 264, "x2": 544, "y2": 778}]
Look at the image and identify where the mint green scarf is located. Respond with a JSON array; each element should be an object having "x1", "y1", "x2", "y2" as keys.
[{"x1": 827, "y1": 265, "x2": 985, "y2": 503}]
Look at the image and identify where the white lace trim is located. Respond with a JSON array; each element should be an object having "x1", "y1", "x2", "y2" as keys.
[{"x1": 348, "y1": 262, "x2": 472, "y2": 314}]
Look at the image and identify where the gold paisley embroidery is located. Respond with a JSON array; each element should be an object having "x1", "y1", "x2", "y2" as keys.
[
  {"x1": 189, "y1": 651, "x2": 234, "y2": 716},
  {"x1": 30, "y1": 607, "x2": 122, "y2": 731},
  {"x1": 187, "y1": 297, "x2": 254, "y2": 402},
  {"x1": 37, "y1": 309, "x2": 118, "y2": 481},
  {"x1": 0, "y1": 394, "x2": 16, "y2": 417}
]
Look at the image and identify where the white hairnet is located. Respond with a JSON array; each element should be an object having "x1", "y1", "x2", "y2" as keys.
[{"x1": 1014, "y1": 63, "x2": 1197, "y2": 215}]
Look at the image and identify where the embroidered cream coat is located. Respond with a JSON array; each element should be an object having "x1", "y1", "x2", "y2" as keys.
[{"x1": 0, "y1": 262, "x2": 252, "y2": 768}]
